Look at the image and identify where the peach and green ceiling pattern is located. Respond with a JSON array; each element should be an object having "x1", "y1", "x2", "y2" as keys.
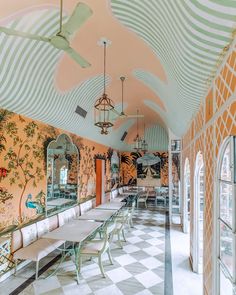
[{"x1": 0, "y1": 0, "x2": 235, "y2": 151}]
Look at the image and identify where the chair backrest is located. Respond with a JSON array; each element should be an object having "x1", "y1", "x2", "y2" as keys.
[
  {"x1": 105, "y1": 192, "x2": 110, "y2": 202},
  {"x1": 11, "y1": 230, "x2": 22, "y2": 253},
  {"x1": 80, "y1": 200, "x2": 93, "y2": 215},
  {"x1": 130, "y1": 201, "x2": 136, "y2": 213},
  {"x1": 36, "y1": 218, "x2": 49, "y2": 238},
  {"x1": 65, "y1": 207, "x2": 76, "y2": 221},
  {"x1": 21, "y1": 224, "x2": 38, "y2": 247},
  {"x1": 58, "y1": 211, "x2": 66, "y2": 226},
  {"x1": 74, "y1": 205, "x2": 81, "y2": 217},
  {"x1": 111, "y1": 190, "x2": 118, "y2": 199},
  {"x1": 117, "y1": 209, "x2": 129, "y2": 223},
  {"x1": 101, "y1": 222, "x2": 116, "y2": 252},
  {"x1": 118, "y1": 187, "x2": 123, "y2": 195},
  {"x1": 58, "y1": 207, "x2": 76, "y2": 226},
  {"x1": 48, "y1": 215, "x2": 59, "y2": 231}
]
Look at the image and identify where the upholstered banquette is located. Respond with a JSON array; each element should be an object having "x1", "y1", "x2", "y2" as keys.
[{"x1": 11, "y1": 205, "x2": 81, "y2": 279}]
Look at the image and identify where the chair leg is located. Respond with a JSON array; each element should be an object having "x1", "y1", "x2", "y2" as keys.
[
  {"x1": 98, "y1": 255, "x2": 106, "y2": 278},
  {"x1": 35, "y1": 261, "x2": 39, "y2": 280},
  {"x1": 117, "y1": 232, "x2": 123, "y2": 249},
  {"x1": 131, "y1": 218, "x2": 134, "y2": 228},
  {"x1": 127, "y1": 218, "x2": 131, "y2": 229},
  {"x1": 14, "y1": 259, "x2": 18, "y2": 276},
  {"x1": 78, "y1": 256, "x2": 82, "y2": 274},
  {"x1": 107, "y1": 248, "x2": 113, "y2": 265},
  {"x1": 122, "y1": 229, "x2": 126, "y2": 242}
]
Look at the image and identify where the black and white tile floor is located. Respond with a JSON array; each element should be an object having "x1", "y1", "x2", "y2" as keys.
[{"x1": 3, "y1": 209, "x2": 169, "y2": 295}]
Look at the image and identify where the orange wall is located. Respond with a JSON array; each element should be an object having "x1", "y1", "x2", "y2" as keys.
[
  {"x1": 0, "y1": 110, "x2": 117, "y2": 231},
  {"x1": 182, "y1": 43, "x2": 236, "y2": 295}
]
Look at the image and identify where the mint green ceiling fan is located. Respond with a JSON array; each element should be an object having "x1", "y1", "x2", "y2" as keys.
[
  {"x1": 0, "y1": 1, "x2": 92, "y2": 68},
  {"x1": 112, "y1": 76, "x2": 144, "y2": 120}
]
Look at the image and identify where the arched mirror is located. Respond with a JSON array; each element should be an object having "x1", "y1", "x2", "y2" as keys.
[
  {"x1": 111, "y1": 151, "x2": 119, "y2": 189},
  {"x1": 46, "y1": 134, "x2": 79, "y2": 215}
]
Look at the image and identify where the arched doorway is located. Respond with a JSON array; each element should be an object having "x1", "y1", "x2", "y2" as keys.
[
  {"x1": 215, "y1": 137, "x2": 235, "y2": 295},
  {"x1": 193, "y1": 152, "x2": 204, "y2": 274},
  {"x1": 183, "y1": 158, "x2": 190, "y2": 233}
]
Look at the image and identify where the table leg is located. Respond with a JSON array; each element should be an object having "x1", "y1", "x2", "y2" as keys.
[
  {"x1": 44, "y1": 247, "x2": 72, "y2": 279},
  {"x1": 74, "y1": 243, "x2": 81, "y2": 284}
]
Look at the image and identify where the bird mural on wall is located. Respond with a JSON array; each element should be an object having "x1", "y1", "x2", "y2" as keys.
[{"x1": 25, "y1": 194, "x2": 44, "y2": 214}]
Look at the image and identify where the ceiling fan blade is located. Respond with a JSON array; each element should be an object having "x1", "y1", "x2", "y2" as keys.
[
  {"x1": 126, "y1": 114, "x2": 144, "y2": 118},
  {"x1": 62, "y1": 3, "x2": 93, "y2": 38},
  {"x1": 111, "y1": 108, "x2": 122, "y2": 116},
  {"x1": 65, "y1": 47, "x2": 91, "y2": 68},
  {"x1": 0, "y1": 26, "x2": 50, "y2": 42}
]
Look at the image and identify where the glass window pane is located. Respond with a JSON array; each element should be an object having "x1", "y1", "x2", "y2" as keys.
[
  {"x1": 220, "y1": 221, "x2": 233, "y2": 276},
  {"x1": 220, "y1": 267, "x2": 233, "y2": 295},
  {"x1": 220, "y1": 143, "x2": 231, "y2": 181},
  {"x1": 220, "y1": 181, "x2": 233, "y2": 227}
]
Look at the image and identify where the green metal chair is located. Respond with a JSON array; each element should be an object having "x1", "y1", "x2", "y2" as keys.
[
  {"x1": 110, "y1": 209, "x2": 129, "y2": 248},
  {"x1": 78, "y1": 222, "x2": 116, "y2": 278}
]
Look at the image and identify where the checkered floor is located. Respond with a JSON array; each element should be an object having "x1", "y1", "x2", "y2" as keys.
[{"x1": 14, "y1": 209, "x2": 166, "y2": 295}]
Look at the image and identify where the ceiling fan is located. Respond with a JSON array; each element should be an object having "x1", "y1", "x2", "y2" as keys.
[
  {"x1": 0, "y1": 1, "x2": 92, "y2": 68},
  {"x1": 112, "y1": 76, "x2": 144, "y2": 119}
]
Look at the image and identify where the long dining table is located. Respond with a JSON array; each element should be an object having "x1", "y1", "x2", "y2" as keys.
[
  {"x1": 95, "y1": 201, "x2": 124, "y2": 210},
  {"x1": 77, "y1": 208, "x2": 117, "y2": 222},
  {"x1": 42, "y1": 220, "x2": 101, "y2": 284}
]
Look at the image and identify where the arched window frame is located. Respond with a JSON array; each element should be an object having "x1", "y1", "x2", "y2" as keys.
[
  {"x1": 193, "y1": 151, "x2": 204, "y2": 274},
  {"x1": 183, "y1": 158, "x2": 191, "y2": 233},
  {"x1": 215, "y1": 136, "x2": 236, "y2": 295}
]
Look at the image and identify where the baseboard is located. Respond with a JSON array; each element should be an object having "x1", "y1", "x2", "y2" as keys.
[{"x1": 0, "y1": 260, "x2": 30, "y2": 283}]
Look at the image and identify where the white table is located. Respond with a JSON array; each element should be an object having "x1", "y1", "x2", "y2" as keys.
[
  {"x1": 96, "y1": 202, "x2": 124, "y2": 210},
  {"x1": 112, "y1": 196, "x2": 125, "y2": 203},
  {"x1": 43, "y1": 220, "x2": 101, "y2": 283},
  {"x1": 77, "y1": 209, "x2": 116, "y2": 222}
]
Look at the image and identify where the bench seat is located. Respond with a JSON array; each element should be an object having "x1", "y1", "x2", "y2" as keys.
[{"x1": 14, "y1": 238, "x2": 64, "y2": 261}]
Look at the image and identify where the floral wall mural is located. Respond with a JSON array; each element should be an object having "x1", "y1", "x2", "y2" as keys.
[{"x1": 0, "y1": 109, "x2": 114, "y2": 233}]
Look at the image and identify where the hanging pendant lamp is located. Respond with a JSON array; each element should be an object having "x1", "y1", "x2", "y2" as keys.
[
  {"x1": 94, "y1": 41, "x2": 114, "y2": 135},
  {"x1": 141, "y1": 123, "x2": 148, "y2": 153},
  {"x1": 133, "y1": 110, "x2": 142, "y2": 152}
]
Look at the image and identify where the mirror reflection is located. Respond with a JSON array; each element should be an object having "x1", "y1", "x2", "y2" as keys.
[{"x1": 46, "y1": 134, "x2": 79, "y2": 215}]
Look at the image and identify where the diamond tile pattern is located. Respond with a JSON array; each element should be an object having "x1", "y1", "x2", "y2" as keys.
[{"x1": 14, "y1": 209, "x2": 165, "y2": 295}]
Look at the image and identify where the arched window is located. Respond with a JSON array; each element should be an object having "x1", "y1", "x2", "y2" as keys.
[
  {"x1": 216, "y1": 137, "x2": 235, "y2": 295},
  {"x1": 183, "y1": 158, "x2": 190, "y2": 233},
  {"x1": 193, "y1": 151, "x2": 204, "y2": 274}
]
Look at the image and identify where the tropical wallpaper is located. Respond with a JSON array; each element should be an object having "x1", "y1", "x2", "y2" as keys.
[
  {"x1": 120, "y1": 152, "x2": 169, "y2": 186},
  {"x1": 0, "y1": 109, "x2": 117, "y2": 233}
]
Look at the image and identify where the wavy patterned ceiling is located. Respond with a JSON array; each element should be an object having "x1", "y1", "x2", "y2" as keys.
[
  {"x1": 111, "y1": 0, "x2": 236, "y2": 135},
  {"x1": 0, "y1": 1, "x2": 235, "y2": 151}
]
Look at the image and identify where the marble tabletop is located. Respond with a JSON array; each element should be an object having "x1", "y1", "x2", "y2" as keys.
[
  {"x1": 42, "y1": 220, "x2": 101, "y2": 243},
  {"x1": 77, "y1": 209, "x2": 116, "y2": 222},
  {"x1": 95, "y1": 202, "x2": 124, "y2": 210}
]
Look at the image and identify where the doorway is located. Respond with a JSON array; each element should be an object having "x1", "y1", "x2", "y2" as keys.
[
  {"x1": 193, "y1": 152, "x2": 204, "y2": 275},
  {"x1": 96, "y1": 159, "x2": 105, "y2": 206}
]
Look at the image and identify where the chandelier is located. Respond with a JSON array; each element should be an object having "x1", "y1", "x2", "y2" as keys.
[
  {"x1": 94, "y1": 41, "x2": 114, "y2": 135},
  {"x1": 133, "y1": 110, "x2": 142, "y2": 152}
]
